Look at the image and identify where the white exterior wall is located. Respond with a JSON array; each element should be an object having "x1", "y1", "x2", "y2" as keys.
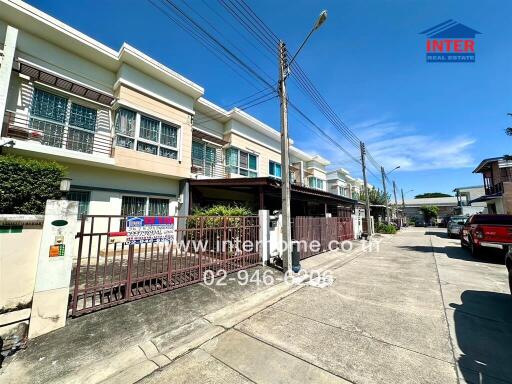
[{"x1": 15, "y1": 29, "x2": 115, "y2": 93}]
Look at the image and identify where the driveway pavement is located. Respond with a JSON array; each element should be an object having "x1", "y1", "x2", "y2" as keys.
[{"x1": 140, "y1": 228, "x2": 511, "y2": 384}]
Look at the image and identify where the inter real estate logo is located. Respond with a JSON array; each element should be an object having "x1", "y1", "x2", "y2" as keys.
[{"x1": 420, "y1": 20, "x2": 481, "y2": 63}]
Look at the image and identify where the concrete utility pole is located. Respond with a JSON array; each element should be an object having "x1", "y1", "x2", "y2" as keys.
[
  {"x1": 401, "y1": 188, "x2": 406, "y2": 221},
  {"x1": 380, "y1": 166, "x2": 389, "y2": 222},
  {"x1": 392, "y1": 181, "x2": 398, "y2": 220},
  {"x1": 277, "y1": 11, "x2": 327, "y2": 272},
  {"x1": 360, "y1": 142, "x2": 372, "y2": 235},
  {"x1": 278, "y1": 41, "x2": 292, "y2": 272}
]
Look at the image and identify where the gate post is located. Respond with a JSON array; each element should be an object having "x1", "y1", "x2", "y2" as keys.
[
  {"x1": 28, "y1": 200, "x2": 78, "y2": 339},
  {"x1": 258, "y1": 210, "x2": 269, "y2": 265}
]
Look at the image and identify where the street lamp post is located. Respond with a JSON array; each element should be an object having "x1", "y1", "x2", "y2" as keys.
[{"x1": 279, "y1": 10, "x2": 327, "y2": 272}]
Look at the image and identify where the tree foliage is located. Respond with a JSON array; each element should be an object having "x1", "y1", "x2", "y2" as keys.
[
  {"x1": 358, "y1": 187, "x2": 390, "y2": 205},
  {"x1": 415, "y1": 192, "x2": 451, "y2": 198},
  {"x1": 0, "y1": 154, "x2": 66, "y2": 214},
  {"x1": 420, "y1": 205, "x2": 439, "y2": 222}
]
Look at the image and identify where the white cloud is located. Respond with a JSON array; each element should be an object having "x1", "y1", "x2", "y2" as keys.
[{"x1": 294, "y1": 118, "x2": 476, "y2": 174}]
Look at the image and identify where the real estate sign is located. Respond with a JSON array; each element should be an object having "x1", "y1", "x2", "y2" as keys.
[{"x1": 126, "y1": 216, "x2": 175, "y2": 245}]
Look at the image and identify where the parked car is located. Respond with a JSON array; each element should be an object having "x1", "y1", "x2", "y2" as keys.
[
  {"x1": 414, "y1": 218, "x2": 426, "y2": 227},
  {"x1": 447, "y1": 215, "x2": 468, "y2": 238},
  {"x1": 460, "y1": 214, "x2": 512, "y2": 257}
]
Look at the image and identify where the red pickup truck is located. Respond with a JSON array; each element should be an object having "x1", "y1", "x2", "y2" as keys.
[{"x1": 460, "y1": 214, "x2": 512, "y2": 257}]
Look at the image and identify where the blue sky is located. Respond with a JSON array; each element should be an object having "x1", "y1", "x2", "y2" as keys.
[{"x1": 27, "y1": 0, "x2": 512, "y2": 197}]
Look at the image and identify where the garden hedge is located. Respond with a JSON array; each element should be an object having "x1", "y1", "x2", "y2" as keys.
[{"x1": 0, "y1": 154, "x2": 66, "y2": 214}]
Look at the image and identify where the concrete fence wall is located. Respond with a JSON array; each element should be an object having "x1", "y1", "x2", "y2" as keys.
[{"x1": 0, "y1": 215, "x2": 44, "y2": 352}]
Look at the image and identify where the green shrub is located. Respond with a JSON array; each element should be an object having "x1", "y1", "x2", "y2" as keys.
[
  {"x1": 189, "y1": 204, "x2": 254, "y2": 229},
  {"x1": 192, "y1": 204, "x2": 253, "y2": 217},
  {"x1": 0, "y1": 154, "x2": 66, "y2": 214},
  {"x1": 376, "y1": 222, "x2": 397, "y2": 234}
]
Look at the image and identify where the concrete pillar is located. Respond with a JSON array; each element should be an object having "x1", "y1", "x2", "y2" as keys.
[
  {"x1": 258, "y1": 210, "x2": 269, "y2": 265},
  {"x1": 28, "y1": 200, "x2": 78, "y2": 339},
  {"x1": 0, "y1": 25, "x2": 18, "y2": 121}
]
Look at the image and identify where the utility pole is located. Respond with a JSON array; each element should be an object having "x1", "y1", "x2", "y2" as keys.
[
  {"x1": 380, "y1": 166, "x2": 389, "y2": 222},
  {"x1": 276, "y1": 11, "x2": 328, "y2": 272},
  {"x1": 401, "y1": 188, "x2": 406, "y2": 221},
  {"x1": 278, "y1": 41, "x2": 292, "y2": 272},
  {"x1": 360, "y1": 142, "x2": 372, "y2": 235},
  {"x1": 392, "y1": 180, "x2": 398, "y2": 220}
]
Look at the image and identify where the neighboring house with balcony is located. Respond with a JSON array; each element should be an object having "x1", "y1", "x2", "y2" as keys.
[
  {"x1": 472, "y1": 157, "x2": 512, "y2": 214},
  {"x1": 327, "y1": 168, "x2": 353, "y2": 198},
  {"x1": 187, "y1": 98, "x2": 354, "y2": 215}
]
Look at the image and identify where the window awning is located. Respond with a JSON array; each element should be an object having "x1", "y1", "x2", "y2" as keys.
[
  {"x1": 192, "y1": 128, "x2": 228, "y2": 146},
  {"x1": 18, "y1": 62, "x2": 115, "y2": 106}
]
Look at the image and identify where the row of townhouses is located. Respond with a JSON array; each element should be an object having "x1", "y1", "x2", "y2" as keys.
[{"x1": 0, "y1": 0, "x2": 370, "y2": 222}]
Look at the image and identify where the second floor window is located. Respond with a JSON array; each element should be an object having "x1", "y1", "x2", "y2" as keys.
[
  {"x1": 192, "y1": 140, "x2": 218, "y2": 177},
  {"x1": 269, "y1": 161, "x2": 282, "y2": 178},
  {"x1": 308, "y1": 177, "x2": 324, "y2": 190},
  {"x1": 226, "y1": 147, "x2": 257, "y2": 177},
  {"x1": 114, "y1": 109, "x2": 180, "y2": 160},
  {"x1": 30, "y1": 88, "x2": 97, "y2": 154}
]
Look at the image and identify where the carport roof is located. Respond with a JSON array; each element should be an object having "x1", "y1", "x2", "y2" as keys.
[{"x1": 189, "y1": 177, "x2": 357, "y2": 204}]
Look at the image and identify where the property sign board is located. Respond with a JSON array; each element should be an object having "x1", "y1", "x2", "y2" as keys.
[{"x1": 126, "y1": 216, "x2": 175, "y2": 245}]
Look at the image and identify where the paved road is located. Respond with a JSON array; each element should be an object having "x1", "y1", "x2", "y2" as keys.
[{"x1": 138, "y1": 228, "x2": 511, "y2": 384}]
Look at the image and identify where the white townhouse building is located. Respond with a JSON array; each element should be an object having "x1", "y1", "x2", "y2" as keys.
[{"x1": 0, "y1": 0, "x2": 355, "y2": 220}]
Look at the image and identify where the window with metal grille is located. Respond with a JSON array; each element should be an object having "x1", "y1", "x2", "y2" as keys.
[
  {"x1": 68, "y1": 190, "x2": 90, "y2": 218},
  {"x1": 31, "y1": 88, "x2": 67, "y2": 123},
  {"x1": 192, "y1": 140, "x2": 217, "y2": 176},
  {"x1": 114, "y1": 108, "x2": 136, "y2": 149},
  {"x1": 149, "y1": 198, "x2": 169, "y2": 216},
  {"x1": 121, "y1": 196, "x2": 147, "y2": 216},
  {"x1": 159, "y1": 147, "x2": 177, "y2": 159},
  {"x1": 69, "y1": 103, "x2": 97, "y2": 131},
  {"x1": 30, "y1": 119, "x2": 64, "y2": 148},
  {"x1": 139, "y1": 116, "x2": 159, "y2": 142},
  {"x1": 30, "y1": 88, "x2": 100, "y2": 154},
  {"x1": 134, "y1": 114, "x2": 180, "y2": 159},
  {"x1": 137, "y1": 141, "x2": 158, "y2": 155},
  {"x1": 160, "y1": 123, "x2": 178, "y2": 147},
  {"x1": 225, "y1": 147, "x2": 257, "y2": 177},
  {"x1": 67, "y1": 128, "x2": 94, "y2": 153}
]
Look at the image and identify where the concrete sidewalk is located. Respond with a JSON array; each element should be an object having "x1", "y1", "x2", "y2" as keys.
[
  {"x1": 0, "y1": 238, "x2": 369, "y2": 384},
  {"x1": 138, "y1": 228, "x2": 465, "y2": 384}
]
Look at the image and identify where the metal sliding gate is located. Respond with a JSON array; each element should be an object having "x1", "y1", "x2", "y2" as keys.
[
  {"x1": 292, "y1": 216, "x2": 354, "y2": 260},
  {"x1": 69, "y1": 215, "x2": 260, "y2": 316}
]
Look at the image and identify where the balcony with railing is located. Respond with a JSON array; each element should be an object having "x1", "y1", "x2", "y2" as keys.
[
  {"x1": 2, "y1": 110, "x2": 113, "y2": 158},
  {"x1": 485, "y1": 181, "x2": 504, "y2": 195}
]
